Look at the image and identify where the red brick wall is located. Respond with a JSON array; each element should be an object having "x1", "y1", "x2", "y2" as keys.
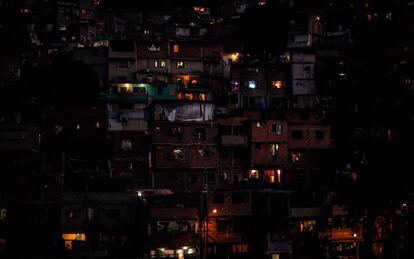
[
  {"x1": 251, "y1": 120, "x2": 289, "y2": 142},
  {"x1": 152, "y1": 123, "x2": 217, "y2": 144},
  {"x1": 154, "y1": 145, "x2": 217, "y2": 169},
  {"x1": 251, "y1": 143, "x2": 288, "y2": 165},
  {"x1": 288, "y1": 125, "x2": 333, "y2": 149}
]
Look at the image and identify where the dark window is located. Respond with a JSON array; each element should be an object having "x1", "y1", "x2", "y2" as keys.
[
  {"x1": 217, "y1": 219, "x2": 232, "y2": 233},
  {"x1": 220, "y1": 148, "x2": 230, "y2": 158},
  {"x1": 233, "y1": 148, "x2": 244, "y2": 159},
  {"x1": 232, "y1": 192, "x2": 245, "y2": 204},
  {"x1": 66, "y1": 209, "x2": 79, "y2": 219},
  {"x1": 315, "y1": 130, "x2": 324, "y2": 140},
  {"x1": 171, "y1": 127, "x2": 182, "y2": 137},
  {"x1": 300, "y1": 111, "x2": 310, "y2": 120},
  {"x1": 189, "y1": 174, "x2": 198, "y2": 183},
  {"x1": 233, "y1": 126, "x2": 244, "y2": 135},
  {"x1": 118, "y1": 102, "x2": 133, "y2": 109},
  {"x1": 116, "y1": 61, "x2": 129, "y2": 68},
  {"x1": 169, "y1": 172, "x2": 178, "y2": 181},
  {"x1": 213, "y1": 193, "x2": 224, "y2": 203},
  {"x1": 157, "y1": 86, "x2": 163, "y2": 95},
  {"x1": 218, "y1": 126, "x2": 232, "y2": 135},
  {"x1": 291, "y1": 130, "x2": 303, "y2": 139},
  {"x1": 254, "y1": 143, "x2": 261, "y2": 149},
  {"x1": 133, "y1": 87, "x2": 146, "y2": 94},
  {"x1": 249, "y1": 97, "x2": 256, "y2": 107},
  {"x1": 207, "y1": 174, "x2": 216, "y2": 183},
  {"x1": 194, "y1": 128, "x2": 207, "y2": 140},
  {"x1": 106, "y1": 209, "x2": 121, "y2": 220}
]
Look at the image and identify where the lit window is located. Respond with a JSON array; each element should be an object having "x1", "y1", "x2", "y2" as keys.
[
  {"x1": 199, "y1": 93, "x2": 206, "y2": 101},
  {"x1": 385, "y1": 12, "x2": 392, "y2": 21},
  {"x1": 160, "y1": 61, "x2": 166, "y2": 67},
  {"x1": 177, "y1": 61, "x2": 184, "y2": 68},
  {"x1": 272, "y1": 80, "x2": 285, "y2": 89},
  {"x1": 230, "y1": 53, "x2": 239, "y2": 62},
  {"x1": 154, "y1": 61, "x2": 158, "y2": 67},
  {"x1": 291, "y1": 151, "x2": 301, "y2": 163},
  {"x1": 148, "y1": 44, "x2": 159, "y2": 51},
  {"x1": 264, "y1": 170, "x2": 275, "y2": 183},
  {"x1": 191, "y1": 79, "x2": 198, "y2": 86},
  {"x1": 249, "y1": 169, "x2": 259, "y2": 179},
  {"x1": 170, "y1": 148, "x2": 185, "y2": 160},
  {"x1": 269, "y1": 144, "x2": 279, "y2": 156},
  {"x1": 272, "y1": 124, "x2": 283, "y2": 135},
  {"x1": 198, "y1": 148, "x2": 210, "y2": 158},
  {"x1": 173, "y1": 44, "x2": 179, "y2": 53},
  {"x1": 20, "y1": 8, "x2": 31, "y2": 13},
  {"x1": 299, "y1": 220, "x2": 316, "y2": 232},
  {"x1": 76, "y1": 124, "x2": 81, "y2": 130},
  {"x1": 0, "y1": 208, "x2": 6, "y2": 221},
  {"x1": 121, "y1": 139, "x2": 132, "y2": 150},
  {"x1": 256, "y1": 122, "x2": 262, "y2": 127},
  {"x1": 248, "y1": 81, "x2": 256, "y2": 89},
  {"x1": 232, "y1": 244, "x2": 248, "y2": 253},
  {"x1": 62, "y1": 233, "x2": 86, "y2": 250},
  {"x1": 95, "y1": 122, "x2": 100, "y2": 129},
  {"x1": 54, "y1": 125, "x2": 63, "y2": 135},
  {"x1": 272, "y1": 254, "x2": 280, "y2": 259},
  {"x1": 230, "y1": 81, "x2": 239, "y2": 92},
  {"x1": 277, "y1": 169, "x2": 282, "y2": 185},
  {"x1": 184, "y1": 93, "x2": 193, "y2": 100}
]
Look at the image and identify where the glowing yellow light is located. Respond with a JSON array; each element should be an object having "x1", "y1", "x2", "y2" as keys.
[
  {"x1": 277, "y1": 169, "x2": 282, "y2": 184},
  {"x1": 62, "y1": 233, "x2": 86, "y2": 241},
  {"x1": 212, "y1": 209, "x2": 218, "y2": 214},
  {"x1": 272, "y1": 80, "x2": 285, "y2": 89},
  {"x1": 230, "y1": 53, "x2": 239, "y2": 62}
]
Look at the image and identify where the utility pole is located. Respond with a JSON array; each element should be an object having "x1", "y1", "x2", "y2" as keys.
[{"x1": 202, "y1": 171, "x2": 208, "y2": 259}]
